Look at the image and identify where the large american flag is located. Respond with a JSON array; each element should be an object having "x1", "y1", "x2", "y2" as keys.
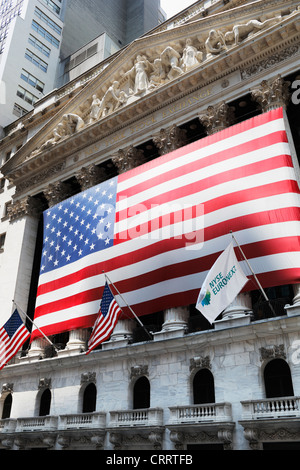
[
  {"x1": 32, "y1": 108, "x2": 300, "y2": 339},
  {"x1": 86, "y1": 282, "x2": 122, "y2": 354},
  {"x1": 0, "y1": 309, "x2": 30, "y2": 370}
]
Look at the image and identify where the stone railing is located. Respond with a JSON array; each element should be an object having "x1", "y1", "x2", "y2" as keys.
[
  {"x1": 241, "y1": 396, "x2": 300, "y2": 420},
  {"x1": 109, "y1": 408, "x2": 164, "y2": 427},
  {"x1": 0, "y1": 413, "x2": 105, "y2": 434},
  {"x1": 59, "y1": 412, "x2": 106, "y2": 430},
  {"x1": 168, "y1": 402, "x2": 233, "y2": 424}
]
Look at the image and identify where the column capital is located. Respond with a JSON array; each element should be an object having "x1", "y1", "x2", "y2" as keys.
[
  {"x1": 8, "y1": 196, "x2": 43, "y2": 221},
  {"x1": 153, "y1": 124, "x2": 187, "y2": 155},
  {"x1": 76, "y1": 164, "x2": 108, "y2": 191},
  {"x1": 43, "y1": 181, "x2": 73, "y2": 208},
  {"x1": 112, "y1": 145, "x2": 146, "y2": 174},
  {"x1": 198, "y1": 101, "x2": 235, "y2": 135},
  {"x1": 251, "y1": 74, "x2": 291, "y2": 112}
]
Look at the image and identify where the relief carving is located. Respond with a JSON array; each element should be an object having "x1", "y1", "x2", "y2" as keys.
[{"x1": 27, "y1": 7, "x2": 299, "y2": 158}]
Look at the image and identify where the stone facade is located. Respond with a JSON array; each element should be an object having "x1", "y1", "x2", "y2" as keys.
[{"x1": 1, "y1": 0, "x2": 300, "y2": 450}]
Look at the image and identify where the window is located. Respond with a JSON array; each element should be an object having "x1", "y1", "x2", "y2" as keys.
[
  {"x1": 82, "y1": 383, "x2": 97, "y2": 413},
  {"x1": 41, "y1": 0, "x2": 61, "y2": 15},
  {"x1": 28, "y1": 34, "x2": 51, "y2": 57},
  {"x1": 31, "y1": 20, "x2": 59, "y2": 48},
  {"x1": 21, "y1": 69, "x2": 44, "y2": 93},
  {"x1": 17, "y1": 85, "x2": 38, "y2": 106},
  {"x1": 133, "y1": 377, "x2": 150, "y2": 409},
  {"x1": 39, "y1": 389, "x2": 51, "y2": 416},
  {"x1": 0, "y1": 178, "x2": 5, "y2": 191},
  {"x1": 0, "y1": 233, "x2": 6, "y2": 251},
  {"x1": 25, "y1": 49, "x2": 48, "y2": 72},
  {"x1": 34, "y1": 8, "x2": 62, "y2": 35},
  {"x1": 13, "y1": 102, "x2": 28, "y2": 118},
  {"x1": 264, "y1": 359, "x2": 294, "y2": 398},
  {"x1": 1, "y1": 394, "x2": 12, "y2": 419},
  {"x1": 193, "y1": 369, "x2": 215, "y2": 404}
]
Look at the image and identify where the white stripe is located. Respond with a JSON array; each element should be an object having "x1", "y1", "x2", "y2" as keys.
[
  {"x1": 35, "y1": 192, "x2": 300, "y2": 308},
  {"x1": 116, "y1": 142, "x2": 291, "y2": 213},
  {"x1": 117, "y1": 118, "x2": 286, "y2": 193},
  {"x1": 33, "y1": 250, "x2": 300, "y2": 330}
]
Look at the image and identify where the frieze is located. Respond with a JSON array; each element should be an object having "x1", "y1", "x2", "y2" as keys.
[{"x1": 241, "y1": 44, "x2": 299, "y2": 79}]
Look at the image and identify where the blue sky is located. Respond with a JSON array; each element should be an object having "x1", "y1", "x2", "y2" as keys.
[{"x1": 160, "y1": 0, "x2": 196, "y2": 18}]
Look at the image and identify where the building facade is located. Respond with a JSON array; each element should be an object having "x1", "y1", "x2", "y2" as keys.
[
  {"x1": 0, "y1": 0, "x2": 165, "y2": 128},
  {"x1": 0, "y1": 0, "x2": 300, "y2": 451}
]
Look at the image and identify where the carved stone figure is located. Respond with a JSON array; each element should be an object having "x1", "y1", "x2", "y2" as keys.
[
  {"x1": 225, "y1": 16, "x2": 283, "y2": 45},
  {"x1": 180, "y1": 38, "x2": 203, "y2": 72},
  {"x1": 149, "y1": 58, "x2": 167, "y2": 89},
  {"x1": 205, "y1": 29, "x2": 227, "y2": 56},
  {"x1": 161, "y1": 46, "x2": 183, "y2": 80},
  {"x1": 97, "y1": 81, "x2": 127, "y2": 118},
  {"x1": 62, "y1": 113, "x2": 85, "y2": 134},
  {"x1": 89, "y1": 94, "x2": 102, "y2": 123},
  {"x1": 126, "y1": 55, "x2": 153, "y2": 95}
]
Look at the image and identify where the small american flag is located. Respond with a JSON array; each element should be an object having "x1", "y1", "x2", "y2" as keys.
[
  {"x1": 86, "y1": 282, "x2": 122, "y2": 354},
  {"x1": 0, "y1": 309, "x2": 30, "y2": 370}
]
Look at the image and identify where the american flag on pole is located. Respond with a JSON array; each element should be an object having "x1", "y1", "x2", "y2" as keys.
[
  {"x1": 86, "y1": 282, "x2": 122, "y2": 354},
  {"x1": 0, "y1": 309, "x2": 30, "y2": 370},
  {"x1": 32, "y1": 108, "x2": 300, "y2": 339}
]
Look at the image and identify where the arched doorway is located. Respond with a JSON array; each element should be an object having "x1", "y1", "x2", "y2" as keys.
[
  {"x1": 39, "y1": 388, "x2": 51, "y2": 416},
  {"x1": 82, "y1": 383, "x2": 97, "y2": 413},
  {"x1": 193, "y1": 369, "x2": 215, "y2": 404},
  {"x1": 264, "y1": 358, "x2": 294, "y2": 398},
  {"x1": 133, "y1": 376, "x2": 150, "y2": 409}
]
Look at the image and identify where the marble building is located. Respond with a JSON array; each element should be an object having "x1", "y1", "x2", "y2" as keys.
[{"x1": 0, "y1": 0, "x2": 300, "y2": 450}]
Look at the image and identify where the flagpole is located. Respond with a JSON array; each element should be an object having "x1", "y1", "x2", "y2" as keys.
[
  {"x1": 103, "y1": 272, "x2": 153, "y2": 340},
  {"x1": 229, "y1": 231, "x2": 276, "y2": 316},
  {"x1": 12, "y1": 301, "x2": 59, "y2": 352}
]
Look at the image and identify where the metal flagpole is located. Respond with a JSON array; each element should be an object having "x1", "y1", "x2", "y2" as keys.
[
  {"x1": 103, "y1": 271, "x2": 153, "y2": 340},
  {"x1": 230, "y1": 231, "x2": 276, "y2": 316},
  {"x1": 12, "y1": 300, "x2": 59, "y2": 352}
]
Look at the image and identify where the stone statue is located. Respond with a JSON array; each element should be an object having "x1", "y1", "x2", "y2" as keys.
[
  {"x1": 160, "y1": 46, "x2": 183, "y2": 80},
  {"x1": 224, "y1": 16, "x2": 283, "y2": 45},
  {"x1": 149, "y1": 58, "x2": 167, "y2": 88},
  {"x1": 89, "y1": 94, "x2": 102, "y2": 123},
  {"x1": 205, "y1": 29, "x2": 227, "y2": 56},
  {"x1": 180, "y1": 38, "x2": 203, "y2": 72},
  {"x1": 96, "y1": 81, "x2": 127, "y2": 119},
  {"x1": 125, "y1": 55, "x2": 153, "y2": 95},
  {"x1": 62, "y1": 113, "x2": 85, "y2": 134}
]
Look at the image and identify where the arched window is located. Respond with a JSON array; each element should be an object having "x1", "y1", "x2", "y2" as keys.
[
  {"x1": 264, "y1": 358, "x2": 294, "y2": 398},
  {"x1": 39, "y1": 388, "x2": 51, "y2": 416},
  {"x1": 133, "y1": 376, "x2": 150, "y2": 409},
  {"x1": 193, "y1": 369, "x2": 215, "y2": 404},
  {"x1": 82, "y1": 383, "x2": 97, "y2": 413},
  {"x1": 1, "y1": 394, "x2": 12, "y2": 419}
]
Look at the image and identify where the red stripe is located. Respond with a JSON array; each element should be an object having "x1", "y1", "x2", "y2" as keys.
[
  {"x1": 117, "y1": 153, "x2": 293, "y2": 223},
  {"x1": 118, "y1": 108, "x2": 284, "y2": 184},
  {"x1": 35, "y1": 207, "x2": 300, "y2": 320},
  {"x1": 117, "y1": 132, "x2": 288, "y2": 204},
  {"x1": 37, "y1": 187, "x2": 300, "y2": 299},
  {"x1": 31, "y1": 314, "x2": 98, "y2": 341}
]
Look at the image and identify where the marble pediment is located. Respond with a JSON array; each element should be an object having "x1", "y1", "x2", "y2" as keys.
[{"x1": 2, "y1": 0, "x2": 300, "y2": 189}]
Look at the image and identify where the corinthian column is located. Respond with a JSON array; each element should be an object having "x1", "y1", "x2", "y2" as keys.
[
  {"x1": 251, "y1": 74, "x2": 290, "y2": 112},
  {"x1": 153, "y1": 124, "x2": 187, "y2": 155},
  {"x1": 198, "y1": 101, "x2": 235, "y2": 135}
]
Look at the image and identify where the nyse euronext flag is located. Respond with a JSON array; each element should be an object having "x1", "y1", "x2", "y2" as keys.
[{"x1": 196, "y1": 243, "x2": 249, "y2": 324}]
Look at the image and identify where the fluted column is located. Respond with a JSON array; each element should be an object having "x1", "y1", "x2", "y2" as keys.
[
  {"x1": 252, "y1": 75, "x2": 300, "y2": 318},
  {"x1": 104, "y1": 145, "x2": 146, "y2": 345},
  {"x1": 152, "y1": 124, "x2": 190, "y2": 338},
  {"x1": 43, "y1": 181, "x2": 74, "y2": 208}
]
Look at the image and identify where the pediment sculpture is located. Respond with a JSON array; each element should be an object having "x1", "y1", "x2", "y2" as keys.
[{"x1": 27, "y1": 7, "x2": 298, "y2": 159}]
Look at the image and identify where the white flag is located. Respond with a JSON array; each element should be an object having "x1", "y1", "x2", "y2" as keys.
[{"x1": 196, "y1": 242, "x2": 248, "y2": 324}]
